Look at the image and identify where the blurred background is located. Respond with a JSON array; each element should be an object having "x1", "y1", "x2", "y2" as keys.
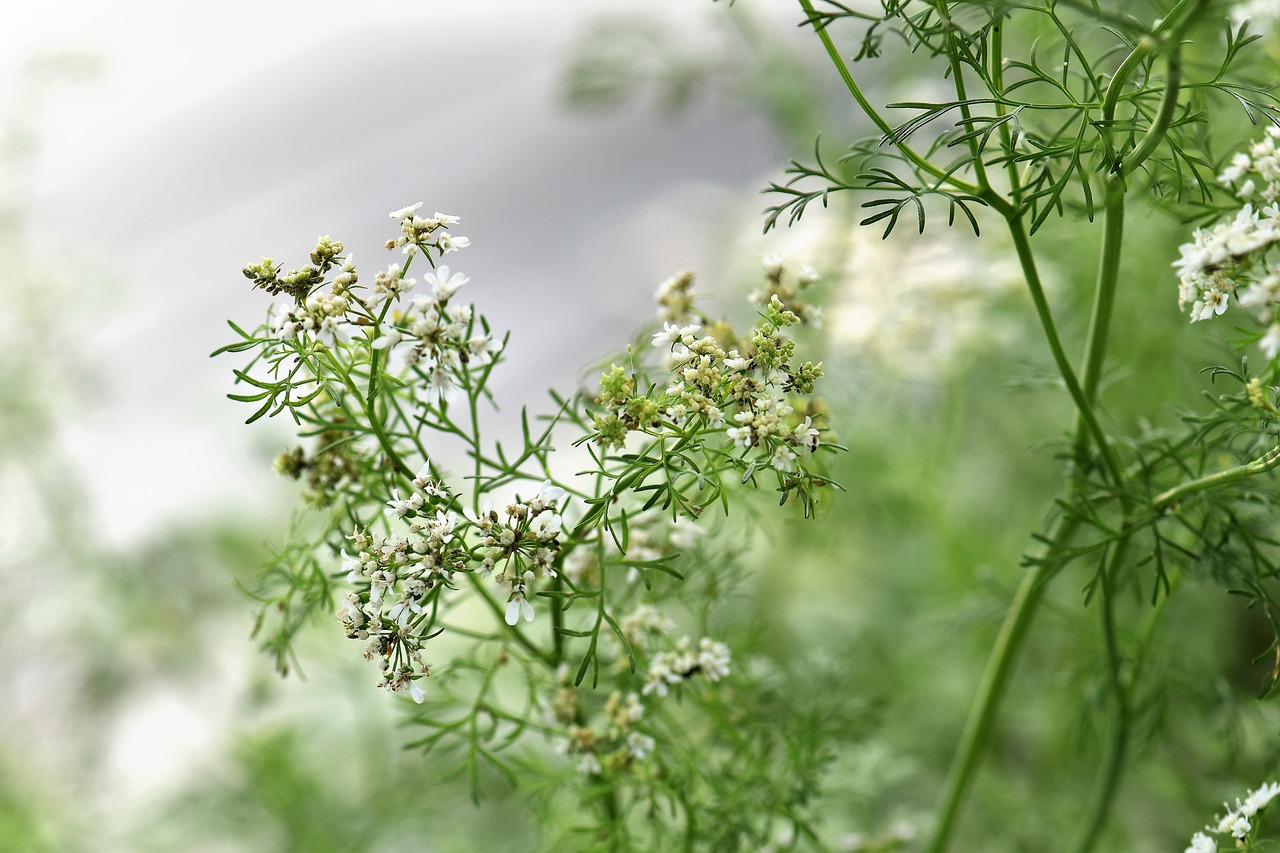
[{"x1": 3, "y1": 1, "x2": 1279, "y2": 850}]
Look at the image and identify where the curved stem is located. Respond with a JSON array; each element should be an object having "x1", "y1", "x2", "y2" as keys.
[
  {"x1": 1006, "y1": 216, "x2": 1123, "y2": 486},
  {"x1": 927, "y1": 515, "x2": 1080, "y2": 852},
  {"x1": 1119, "y1": 47, "x2": 1182, "y2": 177},
  {"x1": 1155, "y1": 444, "x2": 1280, "y2": 508},
  {"x1": 795, "y1": 0, "x2": 980, "y2": 197}
]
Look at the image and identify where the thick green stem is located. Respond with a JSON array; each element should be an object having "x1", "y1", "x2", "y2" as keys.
[
  {"x1": 1155, "y1": 444, "x2": 1280, "y2": 507},
  {"x1": 927, "y1": 515, "x2": 1080, "y2": 852},
  {"x1": 1071, "y1": 181, "x2": 1125, "y2": 473}
]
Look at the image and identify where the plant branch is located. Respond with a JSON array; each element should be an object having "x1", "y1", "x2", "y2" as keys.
[
  {"x1": 795, "y1": 0, "x2": 981, "y2": 197},
  {"x1": 1154, "y1": 444, "x2": 1280, "y2": 508}
]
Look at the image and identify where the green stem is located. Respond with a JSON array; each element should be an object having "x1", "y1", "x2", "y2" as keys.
[
  {"x1": 1154, "y1": 444, "x2": 1280, "y2": 508},
  {"x1": 991, "y1": 20, "x2": 1024, "y2": 207},
  {"x1": 465, "y1": 574, "x2": 555, "y2": 668},
  {"x1": 1069, "y1": 535, "x2": 1133, "y2": 853},
  {"x1": 1006, "y1": 216, "x2": 1124, "y2": 486},
  {"x1": 927, "y1": 515, "x2": 1080, "y2": 852},
  {"x1": 795, "y1": 0, "x2": 980, "y2": 196},
  {"x1": 1070, "y1": 179, "x2": 1125, "y2": 474},
  {"x1": 930, "y1": 0, "x2": 993, "y2": 193},
  {"x1": 323, "y1": 350, "x2": 416, "y2": 482},
  {"x1": 1119, "y1": 47, "x2": 1182, "y2": 177}
]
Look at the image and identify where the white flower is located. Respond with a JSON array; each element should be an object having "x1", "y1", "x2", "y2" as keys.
[
  {"x1": 390, "y1": 673, "x2": 425, "y2": 704},
  {"x1": 761, "y1": 251, "x2": 786, "y2": 275},
  {"x1": 1241, "y1": 781, "x2": 1280, "y2": 816},
  {"x1": 341, "y1": 550, "x2": 364, "y2": 584},
  {"x1": 438, "y1": 233, "x2": 470, "y2": 253},
  {"x1": 528, "y1": 480, "x2": 566, "y2": 512},
  {"x1": 1183, "y1": 832, "x2": 1215, "y2": 853},
  {"x1": 794, "y1": 416, "x2": 820, "y2": 452},
  {"x1": 696, "y1": 637, "x2": 731, "y2": 681},
  {"x1": 389, "y1": 202, "x2": 424, "y2": 219},
  {"x1": 336, "y1": 592, "x2": 365, "y2": 628},
  {"x1": 626, "y1": 732, "x2": 656, "y2": 760},
  {"x1": 423, "y1": 361, "x2": 461, "y2": 406},
  {"x1": 425, "y1": 265, "x2": 469, "y2": 300},
  {"x1": 371, "y1": 327, "x2": 406, "y2": 352},
  {"x1": 726, "y1": 425, "x2": 753, "y2": 449},
  {"x1": 531, "y1": 508, "x2": 562, "y2": 542},
  {"x1": 771, "y1": 445, "x2": 798, "y2": 473},
  {"x1": 1191, "y1": 288, "x2": 1230, "y2": 322},
  {"x1": 1262, "y1": 324, "x2": 1280, "y2": 359},
  {"x1": 651, "y1": 321, "x2": 701, "y2": 349},
  {"x1": 505, "y1": 594, "x2": 535, "y2": 625}
]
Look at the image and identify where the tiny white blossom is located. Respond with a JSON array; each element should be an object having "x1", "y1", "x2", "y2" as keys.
[
  {"x1": 505, "y1": 594, "x2": 535, "y2": 625},
  {"x1": 389, "y1": 202, "x2": 424, "y2": 219},
  {"x1": 627, "y1": 731, "x2": 656, "y2": 760},
  {"x1": 438, "y1": 233, "x2": 470, "y2": 253},
  {"x1": 425, "y1": 265, "x2": 469, "y2": 300},
  {"x1": 1184, "y1": 833, "x2": 1215, "y2": 853}
]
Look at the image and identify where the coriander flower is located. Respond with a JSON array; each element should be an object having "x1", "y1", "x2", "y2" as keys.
[
  {"x1": 1241, "y1": 781, "x2": 1280, "y2": 816},
  {"x1": 1185, "y1": 831, "x2": 1216, "y2": 853},
  {"x1": 389, "y1": 202, "x2": 424, "y2": 220},
  {"x1": 425, "y1": 265, "x2": 469, "y2": 300},
  {"x1": 506, "y1": 592, "x2": 535, "y2": 625}
]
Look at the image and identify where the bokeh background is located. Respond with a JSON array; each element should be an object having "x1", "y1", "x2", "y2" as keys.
[{"x1": 4, "y1": 1, "x2": 1279, "y2": 850}]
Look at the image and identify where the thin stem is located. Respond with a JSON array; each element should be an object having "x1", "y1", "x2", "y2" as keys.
[
  {"x1": 795, "y1": 0, "x2": 981, "y2": 197},
  {"x1": 1154, "y1": 444, "x2": 1280, "y2": 508},
  {"x1": 1006, "y1": 216, "x2": 1124, "y2": 486},
  {"x1": 1070, "y1": 178, "x2": 1125, "y2": 474},
  {"x1": 991, "y1": 20, "x2": 1025, "y2": 207},
  {"x1": 929, "y1": 0, "x2": 994, "y2": 193},
  {"x1": 928, "y1": 515, "x2": 1081, "y2": 852},
  {"x1": 1069, "y1": 536, "x2": 1133, "y2": 853},
  {"x1": 323, "y1": 349, "x2": 416, "y2": 482},
  {"x1": 465, "y1": 574, "x2": 555, "y2": 668}
]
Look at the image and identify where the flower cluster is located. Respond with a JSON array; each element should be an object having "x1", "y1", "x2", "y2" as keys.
[
  {"x1": 643, "y1": 635, "x2": 732, "y2": 698},
  {"x1": 243, "y1": 207, "x2": 503, "y2": 409},
  {"x1": 1218, "y1": 125, "x2": 1280, "y2": 204},
  {"x1": 371, "y1": 205, "x2": 501, "y2": 405},
  {"x1": 753, "y1": 251, "x2": 823, "y2": 328},
  {"x1": 386, "y1": 202, "x2": 470, "y2": 256},
  {"x1": 270, "y1": 281, "x2": 355, "y2": 346},
  {"x1": 368, "y1": 264, "x2": 503, "y2": 406},
  {"x1": 336, "y1": 464, "x2": 569, "y2": 699},
  {"x1": 563, "y1": 510, "x2": 703, "y2": 586},
  {"x1": 467, "y1": 480, "x2": 566, "y2": 625},
  {"x1": 593, "y1": 257, "x2": 827, "y2": 483},
  {"x1": 559, "y1": 689, "x2": 656, "y2": 776},
  {"x1": 337, "y1": 466, "x2": 462, "y2": 703},
  {"x1": 273, "y1": 425, "x2": 368, "y2": 506},
  {"x1": 1185, "y1": 781, "x2": 1280, "y2": 852},
  {"x1": 1175, "y1": 129, "x2": 1280, "y2": 358}
]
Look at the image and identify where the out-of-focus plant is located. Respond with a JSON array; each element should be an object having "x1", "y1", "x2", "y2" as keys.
[{"x1": 760, "y1": 0, "x2": 1280, "y2": 849}]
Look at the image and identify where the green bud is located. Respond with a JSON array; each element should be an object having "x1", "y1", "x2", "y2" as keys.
[
  {"x1": 592, "y1": 413, "x2": 629, "y2": 450},
  {"x1": 623, "y1": 396, "x2": 661, "y2": 430},
  {"x1": 597, "y1": 365, "x2": 635, "y2": 409}
]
